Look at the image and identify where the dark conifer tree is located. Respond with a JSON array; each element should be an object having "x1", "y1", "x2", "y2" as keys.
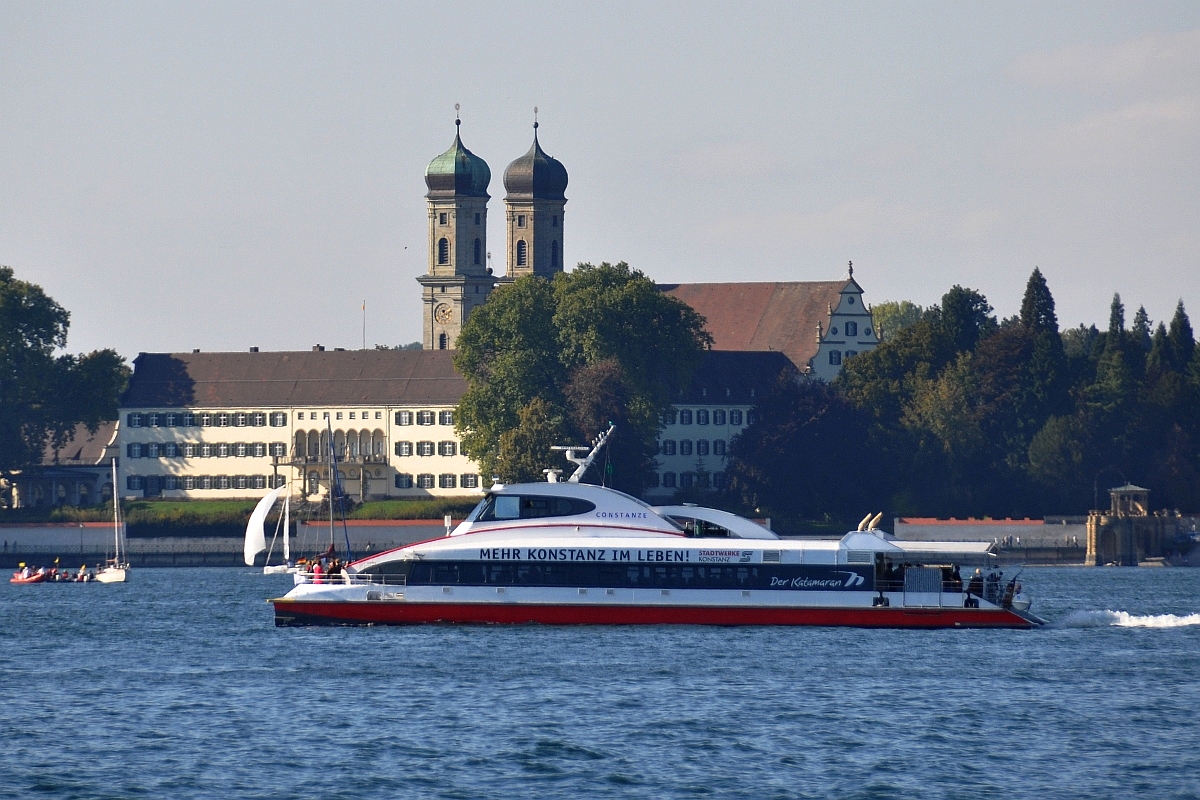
[
  {"x1": 1019, "y1": 267, "x2": 1059, "y2": 334},
  {"x1": 1167, "y1": 300, "x2": 1195, "y2": 373}
]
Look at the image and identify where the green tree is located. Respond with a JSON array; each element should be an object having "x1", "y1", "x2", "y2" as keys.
[
  {"x1": 495, "y1": 397, "x2": 574, "y2": 483},
  {"x1": 454, "y1": 262, "x2": 710, "y2": 493},
  {"x1": 1019, "y1": 267, "x2": 1059, "y2": 334},
  {"x1": 0, "y1": 266, "x2": 128, "y2": 483},
  {"x1": 870, "y1": 300, "x2": 925, "y2": 341},
  {"x1": 1166, "y1": 300, "x2": 1195, "y2": 373},
  {"x1": 940, "y1": 285, "x2": 996, "y2": 353}
]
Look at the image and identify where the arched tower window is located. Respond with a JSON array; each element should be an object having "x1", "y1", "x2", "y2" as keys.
[
  {"x1": 437, "y1": 237, "x2": 450, "y2": 265},
  {"x1": 438, "y1": 333, "x2": 448, "y2": 350},
  {"x1": 551, "y1": 240, "x2": 560, "y2": 268},
  {"x1": 474, "y1": 238, "x2": 481, "y2": 265},
  {"x1": 516, "y1": 239, "x2": 528, "y2": 267}
]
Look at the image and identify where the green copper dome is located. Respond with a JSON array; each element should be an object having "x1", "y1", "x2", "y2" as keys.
[{"x1": 425, "y1": 120, "x2": 491, "y2": 199}]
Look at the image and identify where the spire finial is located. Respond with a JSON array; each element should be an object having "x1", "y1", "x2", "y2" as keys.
[
  {"x1": 455, "y1": 103, "x2": 461, "y2": 128},
  {"x1": 848, "y1": 260, "x2": 854, "y2": 277},
  {"x1": 533, "y1": 106, "x2": 539, "y2": 132}
]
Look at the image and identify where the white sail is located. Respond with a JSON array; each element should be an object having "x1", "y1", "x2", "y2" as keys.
[{"x1": 244, "y1": 485, "x2": 287, "y2": 566}]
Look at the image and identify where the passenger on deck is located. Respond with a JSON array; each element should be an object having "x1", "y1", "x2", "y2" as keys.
[
  {"x1": 312, "y1": 560, "x2": 324, "y2": 584},
  {"x1": 966, "y1": 568, "x2": 983, "y2": 598}
]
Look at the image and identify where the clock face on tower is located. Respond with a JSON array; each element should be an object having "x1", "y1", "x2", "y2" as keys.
[{"x1": 434, "y1": 303, "x2": 453, "y2": 325}]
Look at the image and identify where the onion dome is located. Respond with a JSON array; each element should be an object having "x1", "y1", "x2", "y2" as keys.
[
  {"x1": 503, "y1": 123, "x2": 568, "y2": 201},
  {"x1": 425, "y1": 119, "x2": 491, "y2": 199}
]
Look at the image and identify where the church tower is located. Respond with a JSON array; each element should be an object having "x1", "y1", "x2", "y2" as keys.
[
  {"x1": 502, "y1": 116, "x2": 568, "y2": 279},
  {"x1": 418, "y1": 114, "x2": 496, "y2": 350}
]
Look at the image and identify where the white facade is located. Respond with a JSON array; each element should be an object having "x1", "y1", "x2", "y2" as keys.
[
  {"x1": 646, "y1": 401, "x2": 754, "y2": 498},
  {"x1": 117, "y1": 405, "x2": 484, "y2": 501},
  {"x1": 809, "y1": 276, "x2": 879, "y2": 381}
]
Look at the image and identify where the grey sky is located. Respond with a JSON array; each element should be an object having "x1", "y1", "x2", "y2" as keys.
[{"x1": 3, "y1": 2, "x2": 1199, "y2": 359}]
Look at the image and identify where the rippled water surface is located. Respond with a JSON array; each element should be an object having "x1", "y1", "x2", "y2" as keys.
[{"x1": 2, "y1": 567, "x2": 1199, "y2": 799}]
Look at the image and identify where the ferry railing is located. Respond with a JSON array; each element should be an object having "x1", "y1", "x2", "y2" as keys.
[{"x1": 294, "y1": 570, "x2": 406, "y2": 587}]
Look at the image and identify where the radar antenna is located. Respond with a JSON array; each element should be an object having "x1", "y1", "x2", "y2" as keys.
[{"x1": 547, "y1": 424, "x2": 616, "y2": 483}]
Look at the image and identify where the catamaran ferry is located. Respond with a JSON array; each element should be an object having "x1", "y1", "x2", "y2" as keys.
[{"x1": 271, "y1": 432, "x2": 1044, "y2": 629}]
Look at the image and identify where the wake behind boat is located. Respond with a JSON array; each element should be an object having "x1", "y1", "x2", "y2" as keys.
[{"x1": 272, "y1": 428, "x2": 1044, "y2": 629}]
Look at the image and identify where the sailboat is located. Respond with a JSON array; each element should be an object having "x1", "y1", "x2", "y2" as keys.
[
  {"x1": 245, "y1": 483, "x2": 296, "y2": 574},
  {"x1": 96, "y1": 459, "x2": 130, "y2": 583}
]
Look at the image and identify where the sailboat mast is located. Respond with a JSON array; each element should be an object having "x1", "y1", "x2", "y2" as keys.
[
  {"x1": 111, "y1": 458, "x2": 120, "y2": 561},
  {"x1": 283, "y1": 492, "x2": 290, "y2": 561}
]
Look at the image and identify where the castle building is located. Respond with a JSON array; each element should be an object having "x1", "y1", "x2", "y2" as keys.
[{"x1": 110, "y1": 119, "x2": 877, "y2": 501}]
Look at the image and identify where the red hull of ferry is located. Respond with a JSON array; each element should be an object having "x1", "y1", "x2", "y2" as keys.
[{"x1": 272, "y1": 600, "x2": 1040, "y2": 629}]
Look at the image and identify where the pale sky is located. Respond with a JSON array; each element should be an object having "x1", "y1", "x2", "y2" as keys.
[{"x1": 3, "y1": 2, "x2": 1199, "y2": 359}]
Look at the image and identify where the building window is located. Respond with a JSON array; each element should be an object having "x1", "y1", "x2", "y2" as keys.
[
  {"x1": 474, "y1": 238, "x2": 482, "y2": 265},
  {"x1": 831, "y1": 327, "x2": 839, "y2": 336},
  {"x1": 234, "y1": 475, "x2": 248, "y2": 490},
  {"x1": 270, "y1": 474, "x2": 286, "y2": 488},
  {"x1": 182, "y1": 476, "x2": 196, "y2": 490},
  {"x1": 217, "y1": 443, "x2": 230, "y2": 458},
  {"x1": 438, "y1": 237, "x2": 450, "y2": 265},
  {"x1": 395, "y1": 441, "x2": 413, "y2": 457},
  {"x1": 439, "y1": 410, "x2": 454, "y2": 425},
  {"x1": 252, "y1": 475, "x2": 267, "y2": 489},
  {"x1": 438, "y1": 333, "x2": 448, "y2": 350},
  {"x1": 439, "y1": 474, "x2": 457, "y2": 489},
  {"x1": 147, "y1": 413, "x2": 159, "y2": 427},
  {"x1": 216, "y1": 413, "x2": 230, "y2": 427},
  {"x1": 551, "y1": 240, "x2": 559, "y2": 268},
  {"x1": 235, "y1": 443, "x2": 247, "y2": 458},
  {"x1": 163, "y1": 443, "x2": 178, "y2": 458},
  {"x1": 846, "y1": 321, "x2": 858, "y2": 337},
  {"x1": 270, "y1": 443, "x2": 286, "y2": 456},
  {"x1": 335, "y1": 412, "x2": 342, "y2": 420},
  {"x1": 660, "y1": 440, "x2": 676, "y2": 456},
  {"x1": 253, "y1": 443, "x2": 267, "y2": 457},
  {"x1": 713, "y1": 440, "x2": 726, "y2": 456},
  {"x1": 680, "y1": 440, "x2": 693, "y2": 456},
  {"x1": 551, "y1": 215, "x2": 558, "y2": 228},
  {"x1": 182, "y1": 412, "x2": 196, "y2": 427},
  {"x1": 829, "y1": 350, "x2": 842, "y2": 366},
  {"x1": 730, "y1": 410, "x2": 743, "y2": 426},
  {"x1": 662, "y1": 410, "x2": 677, "y2": 425},
  {"x1": 198, "y1": 413, "x2": 212, "y2": 427},
  {"x1": 417, "y1": 411, "x2": 435, "y2": 426},
  {"x1": 234, "y1": 413, "x2": 247, "y2": 427},
  {"x1": 516, "y1": 240, "x2": 527, "y2": 266},
  {"x1": 251, "y1": 412, "x2": 266, "y2": 426},
  {"x1": 517, "y1": 214, "x2": 526, "y2": 228},
  {"x1": 127, "y1": 475, "x2": 143, "y2": 490},
  {"x1": 200, "y1": 443, "x2": 213, "y2": 458},
  {"x1": 474, "y1": 212, "x2": 481, "y2": 225},
  {"x1": 396, "y1": 411, "x2": 413, "y2": 426},
  {"x1": 146, "y1": 443, "x2": 160, "y2": 458},
  {"x1": 216, "y1": 476, "x2": 231, "y2": 490},
  {"x1": 696, "y1": 440, "x2": 710, "y2": 456},
  {"x1": 680, "y1": 472, "x2": 695, "y2": 489},
  {"x1": 439, "y1": 212, "x2": 447, "y2": 225},
  {"x1": 395, "y1": 473, "x2": 413, "y2": 489},
  {"x1": 183, "y1": 444, "x2": 197, "y2": 458},
  {"x1": 163, "y1": 413, "x2": 177, "y2": 427},
  {"x1": 846, "y1": 350, "x2": 858, "y2": 359},
  {"x1": 127, "y1": 443, "x2": 143, "y2": 458},
  {"x1": 461, "y1": 474, "x2": 479, "y2": 489},
  {"x1": 747, "y1": 411, "x2": 758, "y2": 426},
  {"x1": 417, "y1": 474, "x2": 435, "y2": 489},
  {"x1": 417, "y1": 441, "x2": 435, "y2": 457},
  {"x1": 662, "y1": 472, "x2": 677, "y2": 488},
  {"x1": 270, "y1": 412, "x2": 286, "y2": 426},
  {"x1": 696, "y1": 409, "x2": 709, "y2": 425},
  {"x1": 438, "y1": 441, "x2": 457, "y2": 456},
  {"x1": 679, "y1": 410, "x2": 693, "y2": 425},
  {"x1": 713, "y1": 410, "x2": 726, "y2": 425},
  {"x1": 849, "y1": 296, "x2": 856, "y2": 305},
  {"x1": 713, "y1": 472, "x2": 726, "y2": 489},
  {"x1": 127, "y1": 413, "x2": 143, "y2": 428}
]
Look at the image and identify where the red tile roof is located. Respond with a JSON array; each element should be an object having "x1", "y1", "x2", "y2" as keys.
[
  {"x1": 660, "y1": 281, "x2": 849, "y2": 371},
  {"x1": 123, "y1": 350, "x2": 466, "y2": 409}
]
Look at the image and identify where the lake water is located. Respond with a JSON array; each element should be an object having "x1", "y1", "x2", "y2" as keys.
[{"x1": 1, "y1": 567, "x2": 1198, "y2": 799}]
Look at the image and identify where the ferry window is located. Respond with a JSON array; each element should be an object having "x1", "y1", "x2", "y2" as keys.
[
  {"x1": 660, "y1": 440, "x2": 676, "y2": 456},
  {"x1": 713, "y1": 410, "x2": 726, "y2": 425},
  {"x1": 730, "y1": 410, "x2": 743, "y2": 426},
  {"x1": 477, "y1": 494, "x2": 597, "y2": 521},
  {"x1": 679, "y1": 410, "x2": 693, "y2": 425},
  {"x1": 680, "y1": 440, "x2": 693, "y2": 456},
  {"x1": 696, "y1": 410, "x2": 709, "y2": 425},
  {"x1": 493, "y1": 495, "x2": 520, "y2": 520}
]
